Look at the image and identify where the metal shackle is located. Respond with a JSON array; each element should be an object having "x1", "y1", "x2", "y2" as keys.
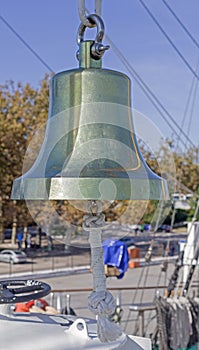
[{"x1": 77, "y1": 14, "x2": 110, "y2": 60}]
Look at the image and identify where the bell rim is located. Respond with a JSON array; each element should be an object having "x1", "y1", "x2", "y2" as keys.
[{"x1": 11, "y1": 176, "x2": 169, "y2": 201}]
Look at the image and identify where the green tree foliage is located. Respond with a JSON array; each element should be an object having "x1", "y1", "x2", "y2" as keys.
[
  {"x1": 0, "y1": 77, "x2": 49, "y2": 241},
  {"x1": 142, "y1": 140, "x2": 199, "y2": 224}
]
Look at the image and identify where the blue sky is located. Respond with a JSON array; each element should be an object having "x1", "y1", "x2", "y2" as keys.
[{"x1": 0, "y1": 0, "x2": 199, "y2": 149}]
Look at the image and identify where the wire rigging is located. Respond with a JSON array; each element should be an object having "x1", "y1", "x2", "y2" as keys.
[
  {"x1": 156, "y1": 0, "x2": 199, "y2": 154},
  {"x1": 160, "y1": 0, "x2": 199, "y2": 49},
  {"x1": 1, "y1": 9, "x2": 196, "y2": 151},
  {"x1": 175, "y1": 58, "x2": 199, "y2": 190},
  {"x1": 105, "y1": 34, "x2": 196, "y2": 150},
  {"x1": 85, "y1": 0, "x2": 197, "y2": 150},
  {"x1": 162, "y1": 0, "x2": 199, "y2": 168},
  {"x1": 1, "y1": 8, "x2": 197, "y2": 152},
  {"x1": 175, "y1": 58, "x2": 199, "y2": 151},
  {"x1": 83, "y1": 5, "x2": 196, "y2": 149},
  {"x1": 0, "y1": 14, "x2": 54, "y2": 74},
  {"x1": 137, "y1": 0, "x2": 199, "y2": 81},
  {"x1": 186, "y1": 69, "x2": 199, "y2": 141}
]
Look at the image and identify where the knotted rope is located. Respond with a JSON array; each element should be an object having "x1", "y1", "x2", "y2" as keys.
[{"x1": 83, "y1": 201, "x2": 124, "y2": 343}]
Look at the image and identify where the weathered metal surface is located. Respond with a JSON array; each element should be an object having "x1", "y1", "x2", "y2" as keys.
[{"x1": 11, "y1": 41, "x2": 169, "y2": 201}]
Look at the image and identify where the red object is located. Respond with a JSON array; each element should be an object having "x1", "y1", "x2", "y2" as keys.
[
  {"x1": 128, "y1": 247, "x2": 140, "y2": 268},
  {"x1": 25, "y1": 300, "x2": 34, "y2": 309},
  {"x1": 15, "y1": 299, "x2": 49, "y2": 312},
  {"x1": 15, "y1": 303, "x2": 30, "y2": 312},
  {"x1": 35, "y1": 298, "x2": 49, "y2": 310}
]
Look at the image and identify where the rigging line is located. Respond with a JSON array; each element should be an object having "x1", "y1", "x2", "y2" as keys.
[
  {"x1": 167, "y1": 200, "x2": 199, "y2": 296},
  {"x1": 178, "y1": 75, "x2": 199, "y2": 186},
  {"x1": 178, "y1": 60, "x2": 199, "y2": 189},
  {"x1": 145, "y1": 267, "x2": 165, "y2": 335},
  {"x1": 0, "y1": 14, "x2": 54, "y2": 74},
  {"x1": 176, "y1": 58, "x2": 199, "y2": 151},
  {"x1": 106, "y1": 34, "x2": 196, "y2": 149},
  {"x1": 160, "y1": 0, "x2": 199, "y2": 50},
  {"x1": 107, "y1": 38, "x2": 193, "y2": 150},
  {"x1": 182, "y1": 240, "x2": 199, "y2": 296},
  {"x1": 137, "y1": 0, "x2": 199, "y2": 81},
  {"x1": 175, "y1": 58, "x2": 199, "y2": 190},
  {"x1": 85, "y1": 6, "x2": 195, "y2": 148},
  {"x1": 186, "y1": 73, "x2": 199, "y2": 142},
  {"x1": 133, "y1": 264, "x2": 151, "y2": 336}
]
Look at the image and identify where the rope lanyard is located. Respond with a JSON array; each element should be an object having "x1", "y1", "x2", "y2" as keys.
[
  {"x1": 78, "y1": 0, "x2": 102, "y2": 27},
  {"x1": 83, "y1": 201, "x2": 124, "y2": 343}
]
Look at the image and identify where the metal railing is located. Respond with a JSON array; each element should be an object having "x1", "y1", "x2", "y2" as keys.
[{"x1": 48, "y1": 283, "x2": 198, "y2": 337}]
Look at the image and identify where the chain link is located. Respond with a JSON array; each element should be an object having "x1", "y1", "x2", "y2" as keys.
[{"x1": 78, "y1": 0, "x2": 102, "y2": 27}]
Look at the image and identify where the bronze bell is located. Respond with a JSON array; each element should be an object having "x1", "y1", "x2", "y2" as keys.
[{"x1": 11, "y1": 20, "x2": 169, "y2": 201}]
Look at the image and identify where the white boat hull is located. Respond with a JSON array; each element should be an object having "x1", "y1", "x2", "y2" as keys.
[{"x1": 0, "y1": 309, "x2": 151, "y2": 350}]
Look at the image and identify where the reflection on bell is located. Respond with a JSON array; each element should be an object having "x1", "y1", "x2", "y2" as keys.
[{"x1": 11, "y1": 41, "x2": 169, "y2": 201}]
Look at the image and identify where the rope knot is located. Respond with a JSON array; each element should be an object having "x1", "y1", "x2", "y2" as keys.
[
  {"x1": 88, "y1": 291, "x2": 124, "y2": 343},
  {"x1": 88, "y1": 290, "x2": 116, "y2": 316},
  {"x1": 83, "y1": 213, "x2": 106, "y2": 231}
]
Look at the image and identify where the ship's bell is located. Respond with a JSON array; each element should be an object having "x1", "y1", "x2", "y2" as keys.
[{"x1": 11, "y1": 40, "x2": 169, "y2": 201}]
